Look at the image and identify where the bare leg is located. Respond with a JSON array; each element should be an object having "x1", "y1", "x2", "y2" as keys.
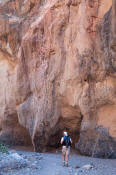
[
  {"x1": 62, "y1": 153, "x2": 65, "y2": 162},
  {"x1": 65, "y1": 153, "x2": 69, "y2": 166},
  {"x1": 62, "y1": 153, "x2": 65, "y2": 166}
]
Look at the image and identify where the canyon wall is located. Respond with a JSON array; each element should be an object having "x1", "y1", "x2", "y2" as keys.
[{"x1": 0, "y1": 0, "x2": 116, "y2": 158}]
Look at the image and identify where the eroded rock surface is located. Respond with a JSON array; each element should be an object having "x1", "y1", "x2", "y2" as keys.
[{"x1": 0, "y1": 0, "x2": 116, "y2": 158}]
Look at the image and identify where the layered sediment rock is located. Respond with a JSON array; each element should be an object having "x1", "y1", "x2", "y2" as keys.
[{"x1": 0, "y1": 0, "x2": 116, "y2": 158}]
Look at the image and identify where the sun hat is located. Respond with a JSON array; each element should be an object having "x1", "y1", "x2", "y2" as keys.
[{"x1": 64, "y1": 131, "x2": 68, "y2": 136}]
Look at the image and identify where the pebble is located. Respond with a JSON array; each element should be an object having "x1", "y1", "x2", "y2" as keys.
[
  {"x1": 73, "y1": 165, "x2": 80, "y2": 169},
  {"x1": 82, "y1": 164, "x2": 93, "y2": 170}
]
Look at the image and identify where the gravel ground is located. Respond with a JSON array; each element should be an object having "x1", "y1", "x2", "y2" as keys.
[{"x1": 0, "y1": 148, "x2": 116, "y2": 175}]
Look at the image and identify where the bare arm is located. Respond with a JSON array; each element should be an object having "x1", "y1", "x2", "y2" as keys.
[
  {"x1": 70, "y1": 138, "x2": 72, "y2": 144},
  {"x1": 61, "y1": 137, "x2": 64, "y2": 144}
]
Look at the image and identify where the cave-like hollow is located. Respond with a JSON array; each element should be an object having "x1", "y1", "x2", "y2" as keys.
[
  {"x1": 0, "y1": 111, "x2": 33, "y2": 151},
  {"x1": 46, "y1": 114, "x2": 83, "y2": 151}
]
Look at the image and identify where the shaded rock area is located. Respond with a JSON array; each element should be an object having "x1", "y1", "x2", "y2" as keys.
[
  {"x1": 77, "y1": 126, "x2": 116, "y2": 158},
  {"x1": 0, "y1": 0, "x2": 116, "y2": 158}
]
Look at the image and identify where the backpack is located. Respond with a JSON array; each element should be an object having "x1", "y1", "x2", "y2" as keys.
[{"x1": 63, "y1": 136, "x2": 71, "y2": 148}]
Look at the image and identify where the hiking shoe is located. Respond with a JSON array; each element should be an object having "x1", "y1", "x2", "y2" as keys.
[
  {"x1": 65, "y1": 163, "x2": 68, "y2": 167},
  {"x1": 62, "y1": 162, "x2": 65, "y2": 167}
]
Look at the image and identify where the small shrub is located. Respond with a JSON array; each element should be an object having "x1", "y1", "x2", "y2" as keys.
[{"x1": 0, "y1": 143, "x2": 9, "y2": 153}]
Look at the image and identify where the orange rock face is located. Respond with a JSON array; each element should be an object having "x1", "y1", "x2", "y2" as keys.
[{"x1": 0, "y1": 0, "x2": 116, "y2": 158}]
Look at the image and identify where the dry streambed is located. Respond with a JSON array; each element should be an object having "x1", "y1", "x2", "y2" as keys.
[{"x1": 0, "y1": 149, "x2": 116, "y2": 175}]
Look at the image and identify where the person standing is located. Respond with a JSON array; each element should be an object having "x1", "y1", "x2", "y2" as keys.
[{"x1": 61, "y1": 131, "x2": 72, "y2": 167}]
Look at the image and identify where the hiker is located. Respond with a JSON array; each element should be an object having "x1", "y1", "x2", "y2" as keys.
[{"x1": 61, "y1": 131, "x2": 72, "y2": 167}]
